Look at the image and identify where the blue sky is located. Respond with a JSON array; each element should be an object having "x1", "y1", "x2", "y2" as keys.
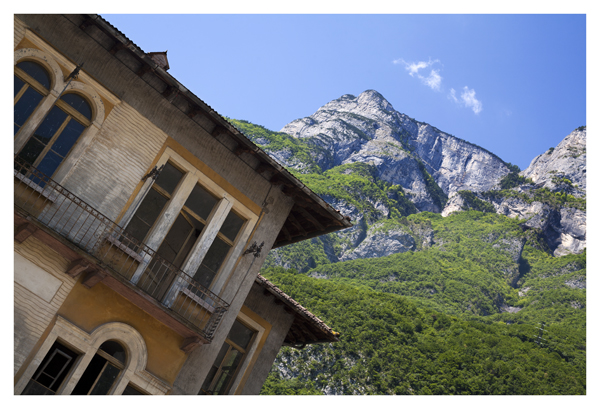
[{"x1": 101, "y1": 13, "x2": 586, "y2": 170}]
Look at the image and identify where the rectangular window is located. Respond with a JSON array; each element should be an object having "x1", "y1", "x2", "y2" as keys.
[
  {"x1": 124, "y1": 161, "x2": 184, "y2": 244},
  {"x1": 199, "y1": 320, "x2": 256, "y2": 395},
  {"x1": 122, "y1": 148, "x2": 258, "y2": 301},
  {"x1": 21, "y1": 341, "x2": 79, "y2": 395},
  {"x1": 193, "y1": 210, "x2": 246, "y2": 288}
]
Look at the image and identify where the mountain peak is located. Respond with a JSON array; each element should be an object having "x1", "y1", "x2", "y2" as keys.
[{"x1": 324, "y1": 90, "x2": 395, "y2": 116}]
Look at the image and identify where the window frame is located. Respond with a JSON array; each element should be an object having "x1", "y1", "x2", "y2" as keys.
[
  {"x1": 14, "y1": 60, "x2": 52, "y2": 136},
  {"x1": 14, "y1": 46, "x2": 108, "y2": 186},
  {"x1": 199, "y1": 318, "x2": 257, "y2": 395},
  {"x1": 199, "y1": 310, "x2": 268, "y2": 395},
  {"x1": 70, "y1": 341, "x2": 127, "y2": 395},
  {"x1": 121, "y1": 147, "x2": 259, "y2": 297},
  {"x1": 16, "y1": 92, "x2": 93, "y2": 181},
  {"x1": 21, "y1": 341, "x2": 81, "y2": 395}
]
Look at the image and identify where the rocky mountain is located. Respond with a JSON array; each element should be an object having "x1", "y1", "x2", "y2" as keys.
[
  {"x1": 443, "y1": 127, "x2": 587, "y2": 257},
  {"x1": 233, "y1": 90, "x2": 585, "y2": 267},
  {"x1": 521, "y1": 126, "x2": 586, "y2": 195},
  {"x1": 227, "y1": 90, "x2": 586, "y2": 395},
  {"x1": 277, "y1": 90, "x2": 511, "y2": 212}
]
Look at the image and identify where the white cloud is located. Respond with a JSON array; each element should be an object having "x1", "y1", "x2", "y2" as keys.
[
  {"x1": 448, "y1": 88, "x2": 458, "y2": 102},
  {"x1": 460, "y1": 86, "x2": 482, "y2": 114},
  {"x1": 395, "y1": 59, "x2": 484, "y2": 113},
  {"x1": 407, "y1": 61, "x2": 430, "y2": 77},
  {"x1": 423, "y1": 69, "x2": 442, "y2": 91},
  {"x1": 448, "y1": 87, "x2": 483, "y2": 114},
  {"x1": 394, "y1": 58, "x2": 442, "y2": 91}
]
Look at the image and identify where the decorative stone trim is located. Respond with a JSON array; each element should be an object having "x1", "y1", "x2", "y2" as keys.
[{"x1": 14, "y1": 316, "x2": 171, "y2": 395}]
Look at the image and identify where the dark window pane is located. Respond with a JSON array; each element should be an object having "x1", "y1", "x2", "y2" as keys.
[
  {"x1": 14, "y1": 75, "x2": 25, "y2": 97},
  {"x1": 21, "y1": 380, "x2": 55, "y2": 395},
  {"x1": 156, "y1": 214, "x2": 194, "y2": 265},
  {"x1": 193, "y1": 238, "x2": 230, "y2": 288},
  {"x1": 33, "y1": 105, "x2": 68, "y2": 144},
  {"x1": 174, "y1": 223, "x2": 203, "y2": 268},
  {"x1": 61, "y1": 93, "x2": 92, "y2": 120},
  {"x1": 51, "y1": 118, "x2": 85, "y2": 157},
  {"x1": 155, "y1": 162, "x2": 184, "y2": 195},
  {"x1": 185, "y1": 184, "x2": 218, "y2": 221},
  {"x1": 99, "y1": 341, "x2": 126, "y2": 364},
  {"x1": 199, "y1": 344, "x2": 229, "y2": 394},
  {"x1": 201, "y1": 237, "x2": 231, "y2": 273},
  {"x1": 71, "y1": 354, "x2": 106, "y2": 395},
  {"x1": 89, "y1": 363, "x2": 120, "y2": 395},
  {"x1": 199, "y1": 366, "x2": 219, "y2": 394},
  {"x1": 17, "y1": 136, "x2": 46, "y2": 166},
  {"x1": 14, "y1": 84, "x2": 43, "y2": 131},
  {"x1": 17, "y1": 61, "x2": 51, "y2": 89},
  {"x1": 125, "y1": 189, "x2": 169, "y2": 243},
  {"x1": 36, "y1": 150, "x2": 64, "y2": 179},
  {"x1": 122, "y1": 384, "x2": 144, "y2": 395},
  {"x1": 214, "y1": 343, "x2": 230, "y2": 368},
  {"x1": 212, "y1": 350, "x2": 242, "y2": 395},
  {"x1": 22, "y1": 341, "x2": 79, "y2": 395},
  {"x1": 228, "y1": 320, "x2": 255, "y2": 350},
  {"x1": 193, "y1": 265, "x2": 216, "y2": 289},
  {"x1": 220, "y1": 211, "x2": 245, "y2": 242}
]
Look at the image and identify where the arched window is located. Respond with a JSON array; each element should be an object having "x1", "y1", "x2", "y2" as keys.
[
  {"x1": 14, "y1": 61, "x2": 51, "y2": 135},
  {"x1": 16, "y1": 92, "x2": 92, "y2": 181},
  {"x1": 71, "y1": 340, "x2": 126, "y2": 395}
]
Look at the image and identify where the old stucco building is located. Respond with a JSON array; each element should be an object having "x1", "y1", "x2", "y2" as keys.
[{"x1": 14, "y1": 14, "x2": 351, "y2": 395}]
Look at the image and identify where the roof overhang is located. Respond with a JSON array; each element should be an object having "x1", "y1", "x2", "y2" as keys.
[
  {"x1": 255, "y1": 274, "x2": 339, "y2": 347},
  {"x1": 79, "y1": 15, "x2": 352, "y2": 247}
]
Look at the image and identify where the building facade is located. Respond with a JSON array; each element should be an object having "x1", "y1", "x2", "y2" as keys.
[{"x1": 14, "y1": 14, "x2": 351, "y2": 395}]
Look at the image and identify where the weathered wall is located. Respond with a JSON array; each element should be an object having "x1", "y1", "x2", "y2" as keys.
[
  {"x1": 61, "y1": 101, "x2": 168, "y2": 220},
  {"x1": 238, "y1": 283, "x2": 295, "y2": 395},
  {"x1": 14, "y1": 238, "x2": 76, "y2": 376},
  {"x1": 14, "y1": 15, "x2": 27, "y2": 48}
]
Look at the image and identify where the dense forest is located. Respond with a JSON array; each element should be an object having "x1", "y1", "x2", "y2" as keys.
[{"x1": 260, "y1": 212, "x2": 586, "y2": 395}]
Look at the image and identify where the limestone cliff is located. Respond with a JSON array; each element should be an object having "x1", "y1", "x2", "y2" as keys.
[
  {"x1": 279, "y1": 90, "x2": 510, "y2": 212},
  {"x1": 234, "y1": 92, "x2": 585, "y2": 261},
  {"x1": 442, "y1": 127, "x2": 586, "y2": 256}
]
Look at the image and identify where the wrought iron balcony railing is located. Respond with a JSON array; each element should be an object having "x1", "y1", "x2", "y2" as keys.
[{"x1": 14, "y1": 157, "x2": 228, "y2": 342}]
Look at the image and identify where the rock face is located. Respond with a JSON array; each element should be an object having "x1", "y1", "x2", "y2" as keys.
[
  {"x1": 439, "y1": 128, "x2": 586, "y2": 256},
  {"x1": 279, "y1": 90, "x2": 510, "y2": 212},
  {"x1": 246, "y1": 91, "x2": 585, "y2": 261},
  {"x1": 521, "y1": 127, "x2": 586, "y2": 196},
  {"x1": 339, "y1": 223, "x2": 416, "y2": 261}
]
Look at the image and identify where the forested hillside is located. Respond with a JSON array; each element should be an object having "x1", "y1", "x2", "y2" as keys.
[
  {"x1": 259, "y1": 211, "x2": 586, "y2": 395},
  {"x1": 227, "y1": 91, "x2": 585, "y2": 395}
]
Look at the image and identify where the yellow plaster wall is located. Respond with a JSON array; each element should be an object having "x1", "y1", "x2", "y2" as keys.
[{"x1": 57, "y1": 280, "x2": 188, "y2": 385}]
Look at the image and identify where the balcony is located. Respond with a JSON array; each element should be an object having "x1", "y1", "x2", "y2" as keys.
[{"x1": 14, "y1": 157, "x2": 229, "y2": 352}]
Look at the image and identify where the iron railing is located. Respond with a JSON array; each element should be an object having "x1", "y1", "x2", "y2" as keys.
[{"x1": 14, "y1": 157, "x2": 228, "y2": 341}]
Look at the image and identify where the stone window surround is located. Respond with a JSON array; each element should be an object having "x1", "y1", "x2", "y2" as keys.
[
  {"x1": 119, "y1": 146, "x2": 259, "y2": 297},
  {"x1": 14, "y1": 45, "x2": 110, "y2": 186},
  {"x1": 14, "y1": 316, "x2": 171, "y2": 395}
]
